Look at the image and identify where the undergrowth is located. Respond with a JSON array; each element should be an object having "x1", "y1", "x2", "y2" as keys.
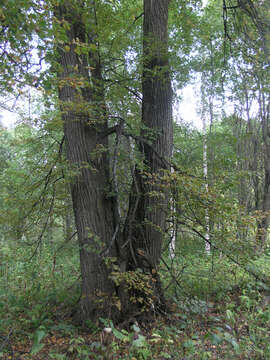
[{"x1": 0, "y1": 239, "x2": 270, "y2": 359}]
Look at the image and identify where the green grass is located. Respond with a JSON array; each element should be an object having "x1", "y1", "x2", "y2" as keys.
[{"x1": 0, "y1": 237, "x2": 270, "y2": 359}]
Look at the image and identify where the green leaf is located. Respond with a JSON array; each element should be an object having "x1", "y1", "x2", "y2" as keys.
[
  {"x1": 160, "y1": 352, "x2": 171, "y2": 359},
  {"x1": 49, "y1": 352, "x2": 66, "y2": 359},
  {"x1": 209, "y1": 333, "x2": 223, "y2": 345},
  {"x1": 112, "y1": 328, "x2": 127, "y2": 341},
  {"x1": 34, "y1": 329, "x2": 46, "y2": 344},
  {"x1": 31, "y1": 342, "x2": 45, "y2": 355},
  {"x1": 131, "y1": 323, "x2": 141, "y2": 333},
  {"x1": 226, "y1": 309, "x2": 235, "y2": 323},
  {"x1": 31, "y1": 329, "x2": 46, "y2": 355},
  {"x1": 231, "y1": 339, "x2": 240, "y2": 353},
  {"x1": 183, "y1": 339, "x2": 195, "y2": 348},
  {"x1": 132, "y1": 334, "x2": 146, "y2": 347}
]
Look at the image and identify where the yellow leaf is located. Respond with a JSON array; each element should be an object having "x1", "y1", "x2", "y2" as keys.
[
  {"x1": 0, "y1": 8, "x2": 5, "y2": 20},
  {"x1": 115, "y1": 300, "x2": 121, "y2": 311}
]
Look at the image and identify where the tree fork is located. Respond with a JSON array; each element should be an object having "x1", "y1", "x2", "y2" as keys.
[{"x1": 122, "y1": 0, "x2": 173, "y2": 315}]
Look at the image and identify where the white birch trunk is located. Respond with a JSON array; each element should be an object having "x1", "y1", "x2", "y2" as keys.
[
  {"x1": 169, "y1": 166, "x2": 176, "y2": 259},
  {"x1": 203, "y1": 115, "x2": 211, "y2": 254}
]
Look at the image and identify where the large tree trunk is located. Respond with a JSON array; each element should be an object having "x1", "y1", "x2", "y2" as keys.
[
  {"x1": 55, "y1": 0, "x2": 172, "y2": 322},
  {"x1": 123, "y1": 0, "x2": 173, "y2": 311},
  {"x1": 139, "y1": 0, "x2": 173, "y2": 263},
  {"x1": 55, "y1": 2, "x2": 117, "y2": 321}
]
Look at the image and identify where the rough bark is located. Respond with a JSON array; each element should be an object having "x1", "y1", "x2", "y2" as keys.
[
  {"x1": 139, "y1": 0, "x2": 173, "y2": 264},
  {"x1": 55, "y1": 0, "x2": 173, "y2": 322},
  {"x1": 123, "y1": 0, "x2": 173, "y2": 311},
  {"x1": 55, "y1": 2, "x2": 117, "y2": 321}
]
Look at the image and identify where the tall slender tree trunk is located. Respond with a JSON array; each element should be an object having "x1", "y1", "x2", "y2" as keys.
[
  {"x1": 137, "y1": 0, "x2": 172, "y2": 264},
  {"x1": 202, "y1": 114, "x2": 211, "y2": 254},
  {"x1": 124, "y1": 0, "x2": 173, "y2": 309},
  {"x1": 256, "y1": 82, "x2": 270, "y2": 250}
]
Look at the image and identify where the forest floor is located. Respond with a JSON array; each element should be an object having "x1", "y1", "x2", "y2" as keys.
[
  {"x1": 1, "y1": 285, "x2": 270, "y2": 360},
  {"x1": 1, "y1": 246, "x2": 270, "y2": 359}
]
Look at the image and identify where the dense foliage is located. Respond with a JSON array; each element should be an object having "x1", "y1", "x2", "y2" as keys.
[{"x1": 0, "y1": 0, "x2": 270, "y2": 358}]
